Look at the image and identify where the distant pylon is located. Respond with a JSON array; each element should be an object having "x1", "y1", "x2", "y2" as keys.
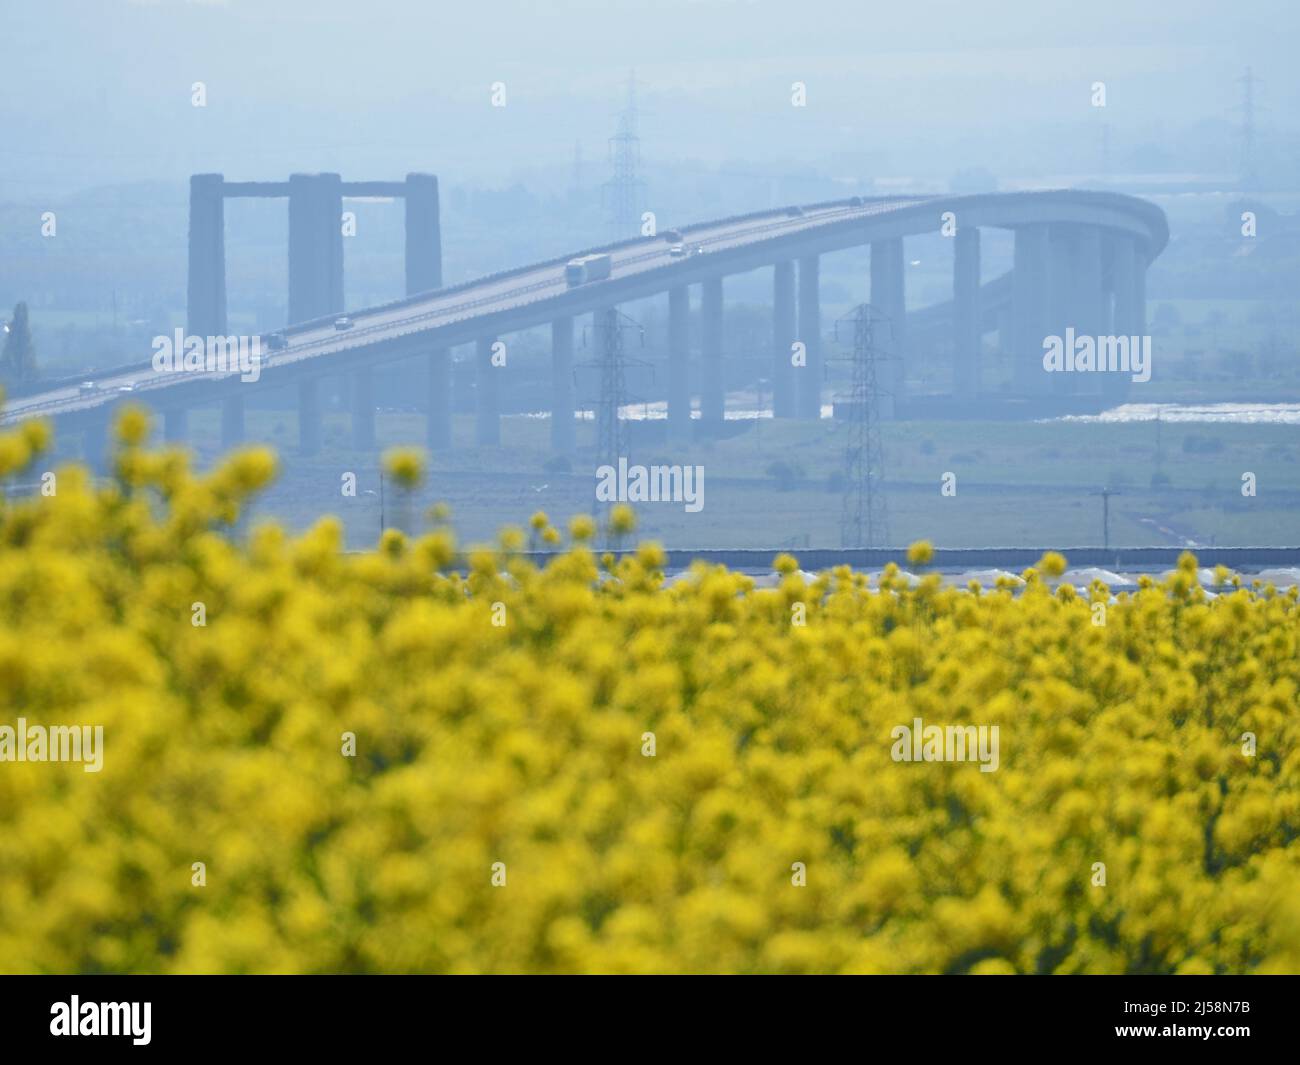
[
  {"x1": 1235, "y1": 67, "x2": 1263, "y2": 191},
  {"x1": 834, "y1": 304, "x2": 892, "y2": 549},
  {"x1": 576, "y1": 308, "x2": 647, "y2": 506},
  {"x1": 602, "y1": 72, "x2": 646, "y2": 239}
]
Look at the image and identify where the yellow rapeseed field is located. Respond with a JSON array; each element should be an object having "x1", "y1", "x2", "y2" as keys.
[{"x1": 0, "y1": 409, "x2": 1297, "y2": 974}]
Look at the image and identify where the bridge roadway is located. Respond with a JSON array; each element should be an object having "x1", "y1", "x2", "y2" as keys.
[{"x1": 1, "y1": 188, "x2": 1168, "y2": 459}]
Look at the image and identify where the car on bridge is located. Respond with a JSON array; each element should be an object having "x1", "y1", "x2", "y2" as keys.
[
  {"x1": 333, "y1": 316, "x2": 353, "y2": 331},
  {"x1": 265, "y1": 332, "x2": 288, "y2": 352},
  {"x1": 78, "y1": 381, "x2": 99, "y2": 396}
]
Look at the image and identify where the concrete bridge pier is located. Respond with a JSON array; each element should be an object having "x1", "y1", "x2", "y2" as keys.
[
  {"x1": 870, "y1": 239, "x2": 905, "y2": 417},
  {"x1": 403, "y1": 173, "x2": 442, "y2": 296},
  {"x1": 996, "y1": 303, "x2": 1014, "y2": 362},
  {"x1": 772, "y1": 261, "x2": 796, "y2": 419},
  {"x1": 1074, "y1": 226, "x2": 1105, "y2": 341},
  {"x1": 351, "y1": 368, "x2": 375, "y2": 450},
  {"x1": 298, "y1": 378, "x2": 322, "y2": 456},
  {"x1": 1065, "y1": 225, "x2": 1106, "y2": 396},
  {"x1": 288, "y1": 173, "x2": 345, "y2": 325},
  {"x1": 427, "y1": 349, "x2": 452, "y2": 451},
  {"x1": 550, "y1": 319, "x2": 575, "y2": 453},
  {"x1": 404, "y1": 173, "x2": 450, "y2": 453},
  {"x1": 1012, "y1": 224, "x2": 1051, "y2": 394},
  {"x1": 475, "y1": 337, "x2": 500, "y2": 446},
  {"x1": 163, "y1": 407, "x2": 189, "y2": 445},
  {"x1": 1107, "y1": 233, "x2": 1146, "y2": 405},
  {"x1": 1046, "y1": 226, "x2": 1075, "y2": 395},
  {"x1": 667, "y1": 286, "x2": 691, "y2": 443},
  {"x1": 797, "y1": 254, "x2": 821, "y2": 419},
  {"x1": 221, "y1": 395, "x2": 245, "y2": 450},
  {"x1": 186, "y1": 174, "x2": 227, "y2": 337},
  {"x1": 701, "y1": 278, "x2": 725, "y2": 428},
  {"x1": 953, "y1": 227, "x2": 981, "y2": 395}
]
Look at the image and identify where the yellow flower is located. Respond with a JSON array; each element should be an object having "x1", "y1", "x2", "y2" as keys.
[
  {"x1": 114, "y1": 405, "x2": 152, "y2": 447},
  {"x1": 772, "y1": 553, "x2": 800, "y2": 575},
  {"x1": 569, "y1": 514, "x2": 596, "y2": 542},
  {"x1": 608, "y1": 504, "x2": 637, "y2": 536},
  {"x1": 0, "y1": 418, "x2": 1293, "y2": 977},
  {"x1": 1037, "y1": 551, "x2": 1068, "y2": 578},
  {"x1": 906, "y1": 540, "x2": 934, "y2": 567},
  {"x1": 383, "y1": 447, "x2": 426, "y2": 490}
]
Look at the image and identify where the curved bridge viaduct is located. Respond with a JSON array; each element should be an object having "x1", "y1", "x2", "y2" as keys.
[{"x1": 2, "y1": 175, "x2": 1168, "y2": 466}]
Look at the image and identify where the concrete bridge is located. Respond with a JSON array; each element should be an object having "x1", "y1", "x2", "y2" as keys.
[{"x1": 1, "y1": 175, "x2": 1168, "y2": 463}]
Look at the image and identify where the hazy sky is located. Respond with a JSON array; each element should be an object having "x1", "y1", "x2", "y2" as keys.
[{"x1": 2, "y1": 0, "x2": 1296, "y2": 195}]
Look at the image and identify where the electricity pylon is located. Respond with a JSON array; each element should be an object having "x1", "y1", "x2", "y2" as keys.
[{"x1": 833, "y1": 304, "x2": 893, "y2": 549}]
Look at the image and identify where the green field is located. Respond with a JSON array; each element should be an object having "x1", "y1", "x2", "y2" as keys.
[{"x1": 33, "y1": 404, "x2": 1299, "y2": 551}]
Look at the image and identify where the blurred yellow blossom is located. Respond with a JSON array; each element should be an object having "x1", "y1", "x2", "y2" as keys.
[{"x1": 0, "y1": 420, "x2": 1294, "y2": 976}]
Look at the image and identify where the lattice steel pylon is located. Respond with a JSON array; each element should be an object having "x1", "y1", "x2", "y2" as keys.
[
  {"x1": 834, "y1": 304, "x2": 892, "y2": 549},
  {"x1": 576, "y1": 308, "x2": 648, "y2": 521},
  {"x1": 594, "y1": 307, "x2": 627, "y2": 468},
  {"x1": 602, "y1": 72, "x2": 646, "y2": 240},
  {"x1": 1235, "y1": 67, "x2": 1263, "y2": 192}
]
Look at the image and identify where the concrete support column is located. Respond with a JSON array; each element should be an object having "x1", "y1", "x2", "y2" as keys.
[
  {"x1": 321, "y1": 173, "x2": 344, "y2": 316},
  {"x1": 667, "y1": 286, "x2": 691, "y2": 442},
  {"x1": 796, "y1": 255, "x2": 821, "y2": 419},
  {"x1": 1112, "y1": 239, "x2": 1144, "y2": 335},
  {"x1": 953, "y1": 227, "x2": 981, "y2": 395},
  {"x1": 551, "y1": 318, "x2": 575, "y2": 452},
  {"x1": 997, "y1": 303, "x2": 1014, "y2": 360},
  {"x1": 220, "y1": 395, "x2": 245, "y2": 450},
  {"x1": 298, "y1": 378, "x2": 322, "y2": 456},
  {"x1": 1012, "y1": 224, "x2": 1051, "y2": 394},
  {"x1": 1074, "y1": 226, "x2": 1105, "y2": 340},
  {"x1": 404, "y1": 173, "x2": 442, "y2": 296},
  {"x1": 287, "y1": 174, "x2": 316, "y2": 324},
  {"x1": 475, "y1": 337, "x2": 499, "y2": 446},
  {"x1": 351, "y1": 367, "x2": 375, "y2": 450},
  {"x1": 701, "y1": 277, "x2": 724, "y2": 428},
  {"x1": 772, "y1": 261, "x2": 796, "y2": 419},
  {"x1": 288, "y1": 173, "x2": 345, "y2": 324},
  {"x1": 1070, "y1": 225, "x2": 1106, "y2": 398},
  {"x1": 425, "y1": 349, "x2": 452, "y2": 451},
  {"x1": 1046, "y1": 226, "x2": 1074, "y2": 395},
  {"x1": 871, "y1": 239, "x2": 906, "y2": 415},
  {"x1": 406, "y1": 174, "x2": 449, "y2": 452},
  {"x1": 186, "y1": 173, "x2": 227, "y2": 338},
  {"x1": 1108, "y1": 234, "x2": 1145, "y2": 405},
  {"x1": 163, "y1": 408, "x2": 189, "y2": 445}
]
